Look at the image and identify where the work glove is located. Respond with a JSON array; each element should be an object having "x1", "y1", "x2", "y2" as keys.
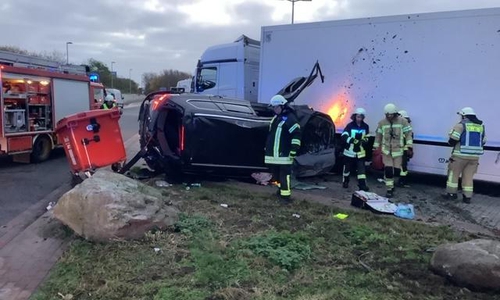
[
  {"x1": 352, "y1": 139, "x2": 360, "y2": 145},
  {"x1": 405, "y1": 148, "x2": 414, "y2": 159}
]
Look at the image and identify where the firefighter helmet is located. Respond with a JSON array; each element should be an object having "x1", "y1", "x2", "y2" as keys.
[
  {"x1": 458, "y1": 107, "x2": 476, "y2": 116},
  {"x1": 354, "y1": 107, "x2": 366, "y2": 116},
  {"x1": 270, "y1": 95, "x2": 287, "y2": 107},
  {"x1": 384, "y1": 103, "x2": 398, "y2": 114},
  {"x1": 398, "y1": 110, "x2": 409, "y2": 118},
  {"x1": 105, "y1": 94, "x2": 114, "y2": 102}
]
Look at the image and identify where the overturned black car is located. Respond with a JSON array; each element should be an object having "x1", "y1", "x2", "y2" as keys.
[
  {"x1": 137, "y1": 61, "x2": 337, "y2": 178},
  {"x1": 137, "y1": 93, "x2": 336, "y2": 178}
]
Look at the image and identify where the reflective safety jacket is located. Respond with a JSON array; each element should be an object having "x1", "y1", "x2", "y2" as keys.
[
  {"x1": 341, "y1": 121, "x2": 370, "y2": 158},
  {"x1": 101, "y1": 102, "x2": 117, "y2": 110},
  {"x1": 373, "y1": 116, "x2": 413, "y2": 157},
  {"x1": 449, "y1": 119, "x2": 486, "y2": 158},
  {"x1": 264, "y1": 110, "x2": 301, "y2": 165}
]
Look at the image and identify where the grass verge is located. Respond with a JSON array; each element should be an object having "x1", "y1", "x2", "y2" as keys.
[{"x1": 32, "y1": 183, "x2": 498, "y2": 300}]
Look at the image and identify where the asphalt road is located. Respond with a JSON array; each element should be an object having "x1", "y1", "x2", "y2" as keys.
[{"x1": 0, "y1": 104, "x2": 141, "y2": 227}]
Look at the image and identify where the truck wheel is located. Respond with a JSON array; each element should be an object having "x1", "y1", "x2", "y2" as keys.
[{"x1": 31, "y1": 135, "x2": 52, "y2": 163}]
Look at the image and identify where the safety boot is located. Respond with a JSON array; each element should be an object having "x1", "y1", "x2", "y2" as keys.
[
  {"x1": 462, "y1": 195, "x2": 471, "y2": 204},
  {"x1": 441, "y1": 193, "x2": 458, "y2": 200},
  {"x1": 358, "y1": 179, "x2": 369, "y2": 191},
  {"x1": 342, "y1": 177, "x2": 349, "y2": 188},
  {"x1": 386, "y1": 188, "x2": 394, "y2": 198}
]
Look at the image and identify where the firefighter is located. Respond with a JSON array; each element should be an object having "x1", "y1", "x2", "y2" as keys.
[
  {"x1": 341, "y1": 107, "x2": 370, "y2": 191},
  {"x1": 265, "y1": 94, "x2": 302, "y2": 204},
  {"x1": 101, "y1": 94, "x2": 117, "y2": 110},
  {"x1": 397, "y1": 110, "x2": 414, "y2": 187},
  {"x1": 443, "y1": 107, "x2": 486, "y2": 203},
  {"x1": 373, "y1": 103, "x2": 413, "y2": 198}
]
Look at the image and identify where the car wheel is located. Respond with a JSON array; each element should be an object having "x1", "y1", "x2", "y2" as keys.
[{"x1": 31, "y1": 135, "x2": 52, "y2": 163}]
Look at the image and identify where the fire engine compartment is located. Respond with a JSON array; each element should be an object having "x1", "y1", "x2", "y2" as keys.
[{"x1": 2, "y1": 74, "x2": 53, "y2": 134}]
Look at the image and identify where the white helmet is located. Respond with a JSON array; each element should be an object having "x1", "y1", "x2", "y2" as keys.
[
  {"x1": 354, "y1": 107, "x2": 366, "y2": 116},
  {"x1": 458, "y1": 107, "x2": 476, "y2": 116},
  {"x1": 105, "y1": 94, "x2": 114, "y2": 102},
  {"x1": 270, "y1": 95, "x2": 287, "y2": 107},
  {"x1": 398, "y1": 110, "x2": 409, "y2": 118},
  {"x1": 384, "y1": 103, "x2": 398, "y2": 114}
]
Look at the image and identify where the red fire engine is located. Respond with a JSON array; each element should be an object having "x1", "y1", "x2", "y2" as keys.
[{"x1": 0, "y1": 50, "x2": 105, "y2": 163}]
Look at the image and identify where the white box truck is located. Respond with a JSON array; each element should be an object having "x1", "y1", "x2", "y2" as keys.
[{"x1": 191, "y1": 7, "x2": 500, "y2": 183}]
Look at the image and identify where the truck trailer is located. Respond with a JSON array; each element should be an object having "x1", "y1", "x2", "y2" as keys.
[{"x1": 191, "y1": 7, "x2": 500, "y2": 184}]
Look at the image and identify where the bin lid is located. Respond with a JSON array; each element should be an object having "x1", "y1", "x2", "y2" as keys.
[{"x1": 55, "y1": 109, "x2": 121, "y2": 132}]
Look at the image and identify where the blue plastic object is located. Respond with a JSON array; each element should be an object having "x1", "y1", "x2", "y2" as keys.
[{"x1": 394, "y1": 203, "x2": 415, "y2": 220}]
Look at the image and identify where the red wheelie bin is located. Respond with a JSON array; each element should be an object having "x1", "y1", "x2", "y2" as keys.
[{"x1": 55, "y1": 109, "x2": 126, "y2": 177}]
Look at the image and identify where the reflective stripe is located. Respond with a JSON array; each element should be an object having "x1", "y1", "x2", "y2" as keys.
[
  {"x1": 289, "y1": 123, "x2": 300, "y2": 133},
  {"x1": 463, "y1": 186, "x2": 473, "y2": 192},
  {"x1": 265, "y1": 156, "x2": 293, "y2": 165},
  {"x1": 357, "y1": 174, "x2": 366, "y2": 179},
  {"x1": 291, "y1": 139, "x2": 301, "y2": 146},
  {"x1": 273, "y1": 121, "x2": 285, "y2": 157},
  {"x1": 385, "y1": 179, "x2": 394, "y2": 188},
  {"x1": 343, "y1": 166, "x2": 350, "y2": 177},
  {"x1": 400, "y1": 170, "x2": 408, "y2": 177},
  {"x1": 451, "y1": 131, "x2": 461, "y2": 140},
  {"x1": 269, "y1": 116, "x2": 276, "y2": 130}
]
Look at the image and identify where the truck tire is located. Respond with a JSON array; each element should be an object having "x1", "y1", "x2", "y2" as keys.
[{"x1": 31, "y1": 135, "x2": 52, "y2": 163}]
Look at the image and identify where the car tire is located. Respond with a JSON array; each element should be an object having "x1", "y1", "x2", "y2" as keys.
[{"x1": 31, "y1": 135, "x2": 52, "y2": 163}]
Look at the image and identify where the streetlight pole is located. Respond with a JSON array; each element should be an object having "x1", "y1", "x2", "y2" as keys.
[
  {"x1": 284, "y1": 0, "x2": 312, "y2": 24},
  {"x1": 111, "y1": 61, "x2": 116, "y2": 88},
  {"x1": 66, "y1": 42, "x2": 73, "y2": 65},
  {"x1": 129, "y1": 68, "x2": 132, "y2": 94}
]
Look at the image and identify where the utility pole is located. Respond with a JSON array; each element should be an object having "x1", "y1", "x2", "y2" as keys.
[
  {"x1": 66, "y1": 42, "x2": 73, "y2": 65},
  {"x1": 111, "y1": 61, "x2": 116, "y2": 88},
  {"x1": 284, "y1": 0, "x2": 312, "y2": 24},
  {"x1": 129, "y1": 68, "x2": 132, "y2": 94}
]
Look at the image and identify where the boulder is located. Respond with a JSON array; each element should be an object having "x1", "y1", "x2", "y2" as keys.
[
  {"x1": 430, "y1": 239, "x2": 500, "y2": 291},
  {"x1": 53, "y1": 170, "x2": 180, "y2": 242}
]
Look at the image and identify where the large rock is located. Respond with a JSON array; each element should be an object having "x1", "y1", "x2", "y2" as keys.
[
  {"x1": 430, "y1": 239, "x2": 500, "y2": 291},
  {"x1": 53, "y1": 170, "x2": 180, "y2": 242}
]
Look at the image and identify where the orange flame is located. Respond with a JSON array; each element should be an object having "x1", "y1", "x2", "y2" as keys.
[{"x1": 323, "y1": 92, "x2": 354, "y2": 129}]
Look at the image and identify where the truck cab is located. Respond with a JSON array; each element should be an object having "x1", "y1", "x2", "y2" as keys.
[{"x1": 194, "y1": 35, "x2": 260, "y2": 102}]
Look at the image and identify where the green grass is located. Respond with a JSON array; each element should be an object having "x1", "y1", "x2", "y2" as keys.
[{"x1": 32, "y1": 183, "x2": 499, "y2": 300}]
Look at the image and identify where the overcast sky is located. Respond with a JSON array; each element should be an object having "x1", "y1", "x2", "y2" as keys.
[{"x1": 0, "y1": 0, "x2": 498, "y2": 87}]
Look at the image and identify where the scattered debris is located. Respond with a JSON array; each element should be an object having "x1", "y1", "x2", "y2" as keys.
[
  {"x1": 155, "y1": 180, "x2": 172, "y2": 187},
  {"x1": 153, "y1": 247, "x2": 161, "y2": 254},
  {"x1": 377, "y1": 178, "x2": 385, "y2": 183},
  {"x1": 220, "y1": 204, "x2": 229, "y2": 208},
  {"x1": 351, "y1": 191, "x2": 398, "y2": 214},
  {"x1": 358, "y1": 252, "x2": 373, "y2": 272},
  {"x1": 292, "y1": 213, "x2": 301, "y2": 218},
  {"x1": 292, "y1": 180, "x2": 327, "y2": 190},
  {"x1": 58, "y1": 293, "x2": 74, "y2": 300},
  {"x1": 394, "y1": 203, "x2": 415, "y2": 220},
  {"x1": 46, "y1": 202, "x2": 55, "y2": 211},
  {"x1": 251, "y1": 172, "x2": 273, "y2": 185},
  {"x1": 333, "y1": 213, "x2": 349, "y2": 220}
]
